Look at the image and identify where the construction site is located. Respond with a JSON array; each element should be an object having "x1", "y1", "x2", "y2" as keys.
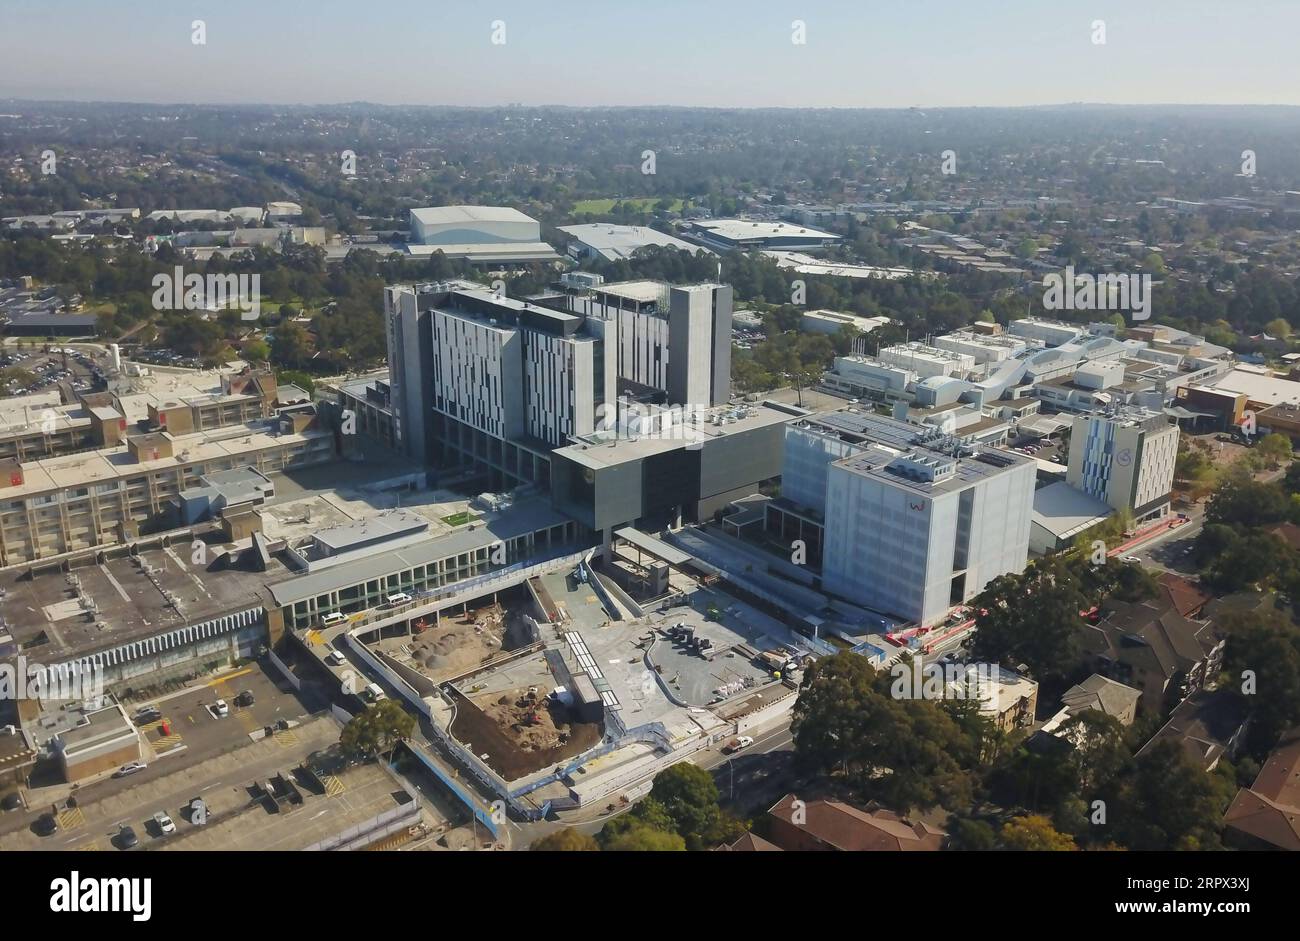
[{"x1": 371, "y1": 586, "x2": 538, "y2": 684}]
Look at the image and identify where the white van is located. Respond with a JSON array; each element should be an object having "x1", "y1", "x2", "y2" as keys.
[
  {"x1": 321, "y1": 612, "x2": 347, "y2": 626},
  {"x1": 385, "y1": 592, "x2": 412, "y2": 606},
  {"x1": 362, "y1": 683, "x2": 385, "y2": 703}
]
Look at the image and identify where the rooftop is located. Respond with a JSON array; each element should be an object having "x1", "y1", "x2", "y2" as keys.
[
  {"x1": 410, "y1": 205, "x2": 538, "y2": 227},
  {"x1": 0, "y1": 542, "x2": 288, "y2": 664},
  {"x1": 691, "y1": 219, "x2": 841, "y2": 242},
  {"x1": 554, "y1": 401, "x2": 798, "y2": 470},
  {"x1": 557, "y1": 224, "x2": 705, "y2": 260}
]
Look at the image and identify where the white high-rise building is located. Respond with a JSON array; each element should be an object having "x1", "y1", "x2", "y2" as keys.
[
  {"x1": 821, "y1": 446, "x2": 1036, "y2": 626},
  {"x1": 1067, "y1": 408, "x2": 1179, "y2": 519}
]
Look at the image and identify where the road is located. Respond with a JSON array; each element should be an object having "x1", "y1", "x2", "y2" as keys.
[{"x1": 514, "y1": 717, "x2": 798, "y2": 846}]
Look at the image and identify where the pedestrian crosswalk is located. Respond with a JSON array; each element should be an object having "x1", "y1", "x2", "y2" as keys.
[{"x1": 152, "y1": 732, "x2": 184, "y2": 751}]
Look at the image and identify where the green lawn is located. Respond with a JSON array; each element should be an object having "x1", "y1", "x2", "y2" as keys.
[
  {"x1": 441, "y1": 511, "x2": 481, "y2": 527},
  {"x1": 572, "y1": 197, "x2": 684, "y2": 214}
]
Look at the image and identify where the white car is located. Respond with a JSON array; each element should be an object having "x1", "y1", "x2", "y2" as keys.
[
  {"x1": 325, "y1": 649, "x2": 347, "y2": 667},
  {"x1": 153, "y1": 811, "x2": 176, "y2": 835},
  {"x1": 113, "y1": 761, "x2": 147, "y2": 778},
  {"x1": 212, "y1": 699, "x2": 230, "y2": 718},
  {"x1": 1121, "y1": 556, "x2": 1143, "y2": 565}
]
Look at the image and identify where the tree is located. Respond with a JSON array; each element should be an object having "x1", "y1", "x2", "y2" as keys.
[
  {"x1": 242, "y1": 338, "x2": 271, "y2": 363},
  {"x1": 601, "y1": 823, "x2": 686, "y2": 851},
  {"x1": 792, "y1": 653, "x2": 978, "y2": 813},
  {"x1": 271, "y1": 320, "x2": 312, "y2": 369},
  {"x1": 1205, "y1": 474, "x2": 1289, "y2": 529},
  {"x1": 530, "y1": 828, "x2": 599, "y2": 851},
  {"x1": 946, "y1": 817, "x2": 998, "y2": 851},
  {"x1": 276, "y1": 369, "x2": 316, "y2": 395},
  {"x1": 1264, "y1": 317, "x2": 1292, "y2": 339},
  {"x1": 1113, "y1": 740, "x2": 1227, "y2": 850},
  {"x1": 1222, "y1": 611, "x2": 1300, "y2": 756},
  {"x1": 969, "y1": 557, "x2": 1086, "y2": 681},
  {"x1": 339, "y1": 699, "x2": 414, "y2": 761},
  {"x1": 645, "y1": 763, "x2": 744, "y2": 851},
  {"x1": 1255, "y1": 432, "x2": 1293, "y2": 468},
  {"x1": 1000, "y1": 815, "x2": 1076, "y2": 851}
]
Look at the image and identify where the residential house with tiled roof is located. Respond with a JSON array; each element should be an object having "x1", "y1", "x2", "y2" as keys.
[
  {"x1": 1078, "y1": 596, "x2": 1224, "y2": 714},
  {"x1": 1223, "y1": 729, "x2": 1300, "y2": 850},
  {"x1": 764, "y1": 793, "x2": 946, "y2": 851}
]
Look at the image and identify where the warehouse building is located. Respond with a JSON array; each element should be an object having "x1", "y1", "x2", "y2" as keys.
[{"x1": 406, "y1": 205, "x2": 559, "y2": 265}]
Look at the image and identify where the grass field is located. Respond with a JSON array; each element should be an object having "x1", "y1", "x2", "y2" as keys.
[
  {"x1": 441, "y1": 511, "x2": 481, "y2": 527},
  {"x1": 572, "y1": 197, "x2": 684, "y2": 214}
]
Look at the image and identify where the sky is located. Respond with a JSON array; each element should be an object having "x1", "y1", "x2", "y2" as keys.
[{"x1": 2, "y1": 0, "x2": 1298, "y2": 109}]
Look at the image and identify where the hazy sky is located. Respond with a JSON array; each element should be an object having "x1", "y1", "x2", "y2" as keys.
[{"x1": 2, "y1": 0, "x2": 1298, "y2": 108}]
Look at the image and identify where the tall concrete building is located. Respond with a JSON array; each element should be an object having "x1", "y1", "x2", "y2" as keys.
[
  {"x1": 821, "y1": 446, "x2": 1035, "y2": 626},
  {"x1": 1066, "y1": 408, "x2": 1178, "y2": 519},
  {"x1": 384, "y1": 284, "x2": 616, "y2": 484},
  {"x1": 771, "y1": 410, "x2": 1035, "y2": 626},
  {"x1": 564, "y1": 279, "x2": 734, "y2": 407}
]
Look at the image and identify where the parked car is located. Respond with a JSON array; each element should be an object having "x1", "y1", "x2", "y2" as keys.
[
  {"x1": 117, "y1": 825, "x2": 139, "y2": 849},
  {"x1": 152, "y1": 811, "x2": 176, "y2": 835},
  {"x1": 234, "y1": 690, "x2": 255, "y2": 707},
  {"x1": 212, "y1": 699, "x2": 230, "y2": 718},
  {"x1": 113, "y1": 761, "x2": 147, "y2": 778},
  {"x1": 133, "y1": 706, "x2": 162, "y2": 725},
  {"x1": 35, "y1": 813, "x2": 59, "y2": 836},
  {"x1": 325, "y1": 649, "x2": 347, "y2": 667}
]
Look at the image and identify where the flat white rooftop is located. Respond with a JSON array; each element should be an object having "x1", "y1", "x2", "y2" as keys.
[
  {"x1": 410, "y1": 205, "x2": 538, "y2": 226},
  {"x1": 693, "y1": 219, "x2": 840, "y2": 242},
  {"x1": 558, "y1": 224, "x2": 706, "y2": 260}
]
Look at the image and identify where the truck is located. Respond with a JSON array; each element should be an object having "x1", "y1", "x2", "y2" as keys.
[{"x1": 757, "y1": 650, "x2": 798, "y2": 675}]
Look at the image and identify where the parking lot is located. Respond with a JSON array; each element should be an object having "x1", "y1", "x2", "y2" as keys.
[
  {"x1": 0, "y1": 714, "x2": 344, "y2": 852},
  {"x1": 0, "y1": 659, "x2": 320, "y2": 844},
  {"x1": 0, "y1": 346, "x2": 106, "y2": 397}
]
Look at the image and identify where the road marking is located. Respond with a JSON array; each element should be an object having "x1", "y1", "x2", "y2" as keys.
[
  {"x1": 77, "y1": 839, "x2": 102, "y2": 852},
  {"x1": 305, "y1": 630, "x2": 323, "y2": 646},
  {"x1": 153, "y1": 733, "x2": 184, "y2": 751},
  {"x1": 57, "y1": 807, "x2": 86, "y2": 830},
  {"x1": 323, "y1": 774, "x2": 345, "y2": 797},
  {"x1": 275, "y1": 730, "x2": 300, "y2": 748},
  {"x1": 208, "y1": 668, "x2": 253, "y2": 687}
]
